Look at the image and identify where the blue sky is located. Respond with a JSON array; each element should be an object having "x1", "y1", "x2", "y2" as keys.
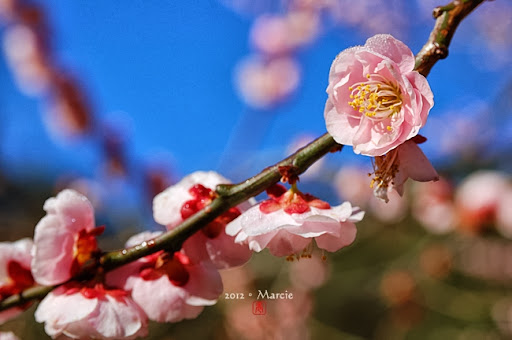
[{"x1": 1, "y1": 1, "x2": 510, "y2": 192}]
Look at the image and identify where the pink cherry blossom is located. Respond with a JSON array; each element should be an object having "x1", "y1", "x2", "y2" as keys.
[
  {"x1": 226, "y1": 184, "x2": 364, "y2": 257},
  {"x1": 107, "y1": 231, "x2": 223, "y2": 323},
  {"x1": 35, "y1": 282, "x2": 148, "y2": 340},
  {"x1": 324, "y1": 34, "x2": 434, "y2": 156},
  {"x1": 31, "y1": 189, "x2": 104, "y2": 286},
  {"x1": 0, "y1": 238, "x2": 34, "y2": 324},
  {"x1": 153, "y1": 171, "x2": 252, "y2": 269},
  {"x1": 370, "y1": 138, "x2": 439, "y2": 203}
]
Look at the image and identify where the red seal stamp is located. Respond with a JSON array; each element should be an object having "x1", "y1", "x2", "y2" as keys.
[{"x1": 252, "y1": 300, "x2": 267, "y2": 315}]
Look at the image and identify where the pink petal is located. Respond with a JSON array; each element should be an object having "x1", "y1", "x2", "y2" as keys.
[
  {"x1": 181, "y1": 233, "x2": 211, "y2": 264},
  {"x1": 396, "y1": 140, "x2": 439, "y2": 185},
  {"x1": 31, "y1": 215, "x2": 76, "y2": 285},
  {"x1": 131, "y1": 276, "x2": 191, "y2": 323},
  {"x1": 364, "y1": 34, "x2": 415, "y2": 72},
  {"x1": 184, "y1": 261, "x2": 223, "y2": 305},
  {"x1": 34, "y1": 286, "x2": 98, "y2": 336},
  {"x1": 265, "y1": 230, "x2": 311, "y2": 257},
  {"x1": 203, "y1": 231, "x2": 252, "y2": 269},
  {"x1": 43, "y1": 189, "x2": 95, "y2": 234},
  {"x1": 32, "y1": 190, "x2": 95, "y2": 286},
  {"x1": 314, "y1": 222, "x2": 357, "y2": 252},
  {"x1": 88, "y1": 295, "x2": 147, "y2": 339}
]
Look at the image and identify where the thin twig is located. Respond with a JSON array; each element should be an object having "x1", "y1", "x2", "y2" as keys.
[{"x1": 415, "y1": 0, "x2": 486, "y2": 77}]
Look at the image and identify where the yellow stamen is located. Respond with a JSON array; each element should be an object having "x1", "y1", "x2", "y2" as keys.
[{"x1": 347, "y1": 73, "x2": 403, "y2": 129}]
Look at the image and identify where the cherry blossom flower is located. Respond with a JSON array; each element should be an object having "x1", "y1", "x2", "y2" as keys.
[
  {"x1": 153, "y1": 171, "x2": 252, "y2": 269},
  {"x1": 324, "y1": 34, "x2": 434, "y2": 156},
  {"x1": 31, "y1": 189, "x2": 104, "y2": 285},
  {"x1": 226, "y1": 184, "x2": 364, "y2": 258},
  {"x1": 0, "y1": 238, "x2": 34, "y2": 324},
  {"x1": 370, "y1": 138, "x2": 438, "y2": 203},
  {"x1": 35, "y1": 282, "x2": 148, "y2": 340},
  {"x1": 107, "y1": 231, "x2": 223, "y2": 323}
]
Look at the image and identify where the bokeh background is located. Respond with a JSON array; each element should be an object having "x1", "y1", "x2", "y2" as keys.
[{"x1": 1, "y1": 0, "x2": 512, "y2": 339}]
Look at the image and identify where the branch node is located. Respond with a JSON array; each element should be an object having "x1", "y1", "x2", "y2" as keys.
[
  {"x1": 434, "y1": 43, "x2": 449, "y2": 59},
  {"x1": 215, "y1": 184, "x2": 233, "y2": 197},
  {"x1": 432, "y1": 7, "x2": 443, "y2": 18}
]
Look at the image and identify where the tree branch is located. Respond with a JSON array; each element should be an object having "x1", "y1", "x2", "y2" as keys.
[
  {"x1": 415, "y1": 0, "x2": 486, "y2": 77},
  {"x1": 0, "y1": 0, "x2": 488, "y2": 312}
]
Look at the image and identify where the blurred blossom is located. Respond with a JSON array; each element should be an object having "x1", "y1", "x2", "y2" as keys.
[
  {"x1": 328, "y1": 0, "x2": 408, "y2": 38},
  {"x1": 289, "y1": 0, "x2": 331, "y2": 11},
  {"x1": 454, "y1": 171, "x2": 511, "y2": 233},
  {"x1": 379, "y1": 270, "x2": 416, "y2": 307},
  {"x1": 44, "y1": 75, "x2": 93, "y2": 141},
  {"x1": 250, "y1": 11, "x2": 319, "y2": 55},
  {"x1": 286, "y1": 134, "x2": 325, "y2": 179},
  {"x1": 492, "y1": 298, "x2": 512, "y2": 336},
  {"x1": 368, "y1": 189, "x2": 407, "y2": 223},
  {"x1": 419, "y1": 244, "x2": 453, "y2": 279},
  {"x1": 234, "y1": 56, "x2": 300, "y2": 109},
  {"x1": 334, "y1": 165, "x2": 373, "y2": 207},
  {"x1": 289, "y1": 254, "x2": 329, "y2": 290},
  {"x1": 0, "y1": 332, "x2": 20, "y2": 340},
  {"x1": 496, "y1": 189, "x2": 512, "y2": 240},
  {"x1": 412, "y1": 178, "x2": 457, "y2": 235},
  {"x1": 2, "y1": 24, "x2": 51, "y2": 95},
  {"x1": 0, "y1": 0, "x2": 17, "y2": 20},
  {"x1": 425, "y1": 104, "x2": 494, "y2": 159},
  {"x1": 458, "y1": 238, "x2": 512, "y2": 282},
  {"x1": 99, "y1": 121, "x2": 129, "y2": 177}
]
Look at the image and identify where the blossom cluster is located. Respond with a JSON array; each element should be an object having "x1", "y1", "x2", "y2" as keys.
[
  {"x1": 0, "y1": 33, "x2": 441, "y2": 339},
  {"x1": 0, "y1": 169, "x2": 363, "y2": 339}
]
